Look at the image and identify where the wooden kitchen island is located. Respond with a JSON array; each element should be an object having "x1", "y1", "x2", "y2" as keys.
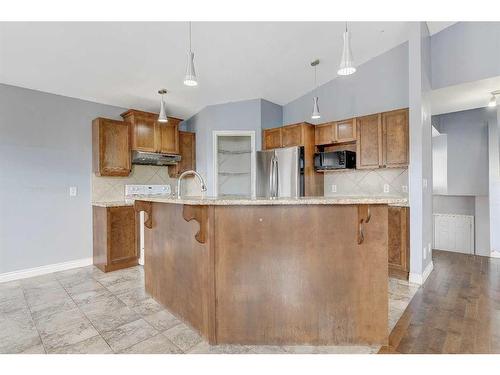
[{"x1": 134, "y1": 196, "x2": 406, "y2": 346}]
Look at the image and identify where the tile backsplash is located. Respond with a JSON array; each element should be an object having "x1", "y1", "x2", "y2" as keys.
[
  {"x1": 324, "y1": 168, "x2": 408, "y2": 197},
  {"x1": 92, "y1": 165, "x2": 177, "y2": 202}
]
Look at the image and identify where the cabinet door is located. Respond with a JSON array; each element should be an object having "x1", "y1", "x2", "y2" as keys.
[
  {"x1": 382, "y1": 109, "x2": 409, "y2": 168},
  {"x1": 108, "y1": 207, "x2": 138, "y2": 266},
  {"x1": 282, "y1": 124, "x2": 303, "y2": 147},
  {"x1": 356, "y1": 114, "x2": 382, "y2": 169},
  {"x1": 132, "y1": 116, "x2": 158, "y2": 152},
  {"x1": 315, "y1": 123, "x2": 335, "y2": 145},
  {"x1": 263, "y1": 128, "x2": 282, "y2": 150},
  {"x1": 169, "y1": 131, "x2": 196, "y2": 177},
  {"x1": 92, "y1": 118, "x2": 131, "y2": 177},
  {"x1": 335, "y1": 118, "x2": 356, "y2": 143},
  {"x1": 159, "y1": 119, "x2": 180, "y2": 154},
  {"x1": 388, "y1": 207, "x2": 410, "y2": 279}
]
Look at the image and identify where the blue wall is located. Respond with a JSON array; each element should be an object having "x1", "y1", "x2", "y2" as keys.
[
  {"x1": 282, "y1": 42, "x2": 409, "y2": 125},
  {"x1": 431, "y1": 22, "x2": 500, "y2": 89}
]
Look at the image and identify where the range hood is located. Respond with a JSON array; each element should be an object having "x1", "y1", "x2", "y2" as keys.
[{"x1": 132, "y1": 150, "x2": 181, "y2": 166}]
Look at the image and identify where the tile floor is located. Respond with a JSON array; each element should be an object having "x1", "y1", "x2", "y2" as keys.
[{"x1": 0, "y1": 265, "x2": 419, "y2": 354}]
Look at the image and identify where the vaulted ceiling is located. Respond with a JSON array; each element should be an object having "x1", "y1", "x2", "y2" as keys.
[{"x1": 0, "y1": 22, "x2": 453, "y2": 119}]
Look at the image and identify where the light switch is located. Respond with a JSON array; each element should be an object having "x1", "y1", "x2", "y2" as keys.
[
  {"x1": 69, "y1": 186, "x2": 78, "y2": 197},
  {"x1": 402, "y1": 185, "x2": 408, "y2": 193},
  {"x1": 423, "y1": 178, "x2": 428, "y2": 189},
  {"x1": 331, "y1": 184, "x2": 337, "y2": 193},
  {"x1": 383, "y1": 184, "x2": 390, "y2": 193},
  {"x1": 423, "y1": 246, "x2": 427, "y2": 260}
]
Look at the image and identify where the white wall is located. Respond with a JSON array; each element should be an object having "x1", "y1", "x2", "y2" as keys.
[
  {"x1": 0, "y1": 84, "x2": 126, "y2": 274},
  {"x1": 488, "y1": 103, "x2": 500, "y2": 255},
  {"x1": 409, "y1": 22, "x2": 434, "y2": 280},
  {"x1": 475, "y1": 195, "x2": 490, "y2": 256},
  {"x1": 432, "y1": 134, "x2": 447, "y2": 194}
]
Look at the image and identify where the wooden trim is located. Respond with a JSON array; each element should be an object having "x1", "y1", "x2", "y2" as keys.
[
  {"x1": 183, "y1": 204, "x2": 208, "y2": 244},
  {"x1": 134, "y1": 200, "x2": 153, "y2": 229}
]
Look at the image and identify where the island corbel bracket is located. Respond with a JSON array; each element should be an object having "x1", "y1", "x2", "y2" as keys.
[
  {"x1": 357, "y1": 204, "x2": 371, "y2": 245},
  {"x1": 182, "y1": 205, "x2": 208, "y2": 244},
  {"x1": 134, "y1": 200, "x2": 153, "y2": 229}
]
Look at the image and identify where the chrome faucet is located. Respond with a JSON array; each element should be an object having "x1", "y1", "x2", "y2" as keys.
[{"x1": 177, "y1": 170, "x2": 207, "y2": 198}]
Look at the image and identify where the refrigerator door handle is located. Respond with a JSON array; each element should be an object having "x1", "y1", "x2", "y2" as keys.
[{"x1": 270, "y1": 154, "x2": 278, "y2": 198}]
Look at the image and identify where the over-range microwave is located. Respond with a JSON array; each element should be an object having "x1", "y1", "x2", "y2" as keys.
[{"x1": 314, "y1": 150, "x2": 356, "y2": 170}]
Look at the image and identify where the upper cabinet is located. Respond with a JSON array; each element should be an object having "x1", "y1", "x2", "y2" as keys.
[
  {"x1": 335, "y1": 118, "x2": 357, "y2": 143},
  {"x1": 92, "y1": 118, "x2": 131, "y2": 177},
  {"x1": 356, "y1": 113, "x2": 383, "y2": 169},
  {"x1": 263, "y1": 127, "x2": 283, "y2": 150},
  {"x1": 169, "y1": 131, "x2": 196, "y2": 178},
  {"x1": 281, "y1": 124, "x2": 303, "y2": 147},
  {"x1": 121, "y1": 109, "x2": 180, "y2": 154},
  {"x1": 382, "y1": 109, "x2": 409, "y2": 168},
  {"x1": 315, "y1": 123, "x2": 335, "y2": 145},
  {"x1": 159, "y1": 118, "x2": 180, "y2": 154}
]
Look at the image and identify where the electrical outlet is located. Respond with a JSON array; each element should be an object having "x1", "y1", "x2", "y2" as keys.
[
  {"x1": 428, "y1": 242, "x2": 432, "y2": 254},
  {"x1": 402, "y1": 185, "x2": 408, "y2": 193},
  {"x1": 423, "y1": 246, "x2": 427, "y2": 260},
  {"x1": 69, "y1": 186, "x2": 77, "y2": 197},
  {"x1": 383, "y1": 184, "x2": 390, "y2": 193},
  {"x1": 331, "y1": 184, "x2": 337, "y2": 193},
  {"x1": 423, "y1": 178, "x2": 428, "y2": 189}
]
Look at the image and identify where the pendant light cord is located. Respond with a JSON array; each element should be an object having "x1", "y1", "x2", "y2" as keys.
[{"x1": 189, "y1": 21, "x2": 192, "y2": 52}]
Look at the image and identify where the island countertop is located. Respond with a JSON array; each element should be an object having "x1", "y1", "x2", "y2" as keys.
[{"x1": 134, "y1": 195, "x2": 408, "y2": 206}]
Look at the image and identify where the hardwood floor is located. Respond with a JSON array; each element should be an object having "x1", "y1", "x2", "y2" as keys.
[{"x1": 379, "y1": 250, "x2": 500, "y2": 354}]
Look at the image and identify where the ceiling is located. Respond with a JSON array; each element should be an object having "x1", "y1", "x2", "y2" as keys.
[
  {"x1": 430, "y1": 75, "x2": 500, "y2": 115},
  {"x1": 0, "y1": 22, "x2": 454, "y2": 120}
]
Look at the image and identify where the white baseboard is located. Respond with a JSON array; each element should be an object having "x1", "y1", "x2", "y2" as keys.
[
  {"x1": 409, "y1": 261, "x2": 434, "y2": 285},
  {"x1": 0, "y1": 257, "x2": 93, "y2": 283},
  {"x1": 490, "y1": 251, "x2": 500, "y2": 259}
]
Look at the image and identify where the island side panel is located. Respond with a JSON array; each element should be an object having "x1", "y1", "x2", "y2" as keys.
[
  {"x1": 143, "y1": 202, "x2": 216, "y2": 341},
  {"x1": 214, "y1": 204, "x2": 388, "y2": 345}
]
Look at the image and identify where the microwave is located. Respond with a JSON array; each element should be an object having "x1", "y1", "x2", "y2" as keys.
[{"x1": 314, "y1": 151, "x2": 356, "y2": 170}]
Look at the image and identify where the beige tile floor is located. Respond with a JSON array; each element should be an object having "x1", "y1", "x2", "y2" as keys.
[{"x1": 0, "y1": 265, "x2": 419, "y2": 354}]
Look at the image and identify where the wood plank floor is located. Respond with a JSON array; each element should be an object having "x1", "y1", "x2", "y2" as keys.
[{"x1": 379, "y1": 250, "x2": 500, "y2": 354}]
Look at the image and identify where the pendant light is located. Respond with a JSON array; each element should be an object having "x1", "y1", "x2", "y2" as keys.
[
  {"x1": 337, "y1": 22, "x2": 356, "y2": 76},
  {"x1": 311, "y1": 59, "x2": 321, "y2": 120},
  {"x1": 184, "y1": 21, "x2": 198, "y2": 87},
  {"x1": 158, "y1": 89, "x2": 168, "y2": 123},
  {"x1": 488, "y1": 90, "x2": 500, "y2": 107}
]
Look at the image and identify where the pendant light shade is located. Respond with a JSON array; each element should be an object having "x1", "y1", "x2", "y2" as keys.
[
  {"x1": 338, "y1": 23, "x2": 356, "y2": 76},
  {"x1": 184, "y1": 22, "x2": 198, "y2": 87},
  {"x1": 310, "y1": 59, "x2": 321, "y2": 120},
  {"x1": 184, "y1": 51, "x2": 198, "y2": 86},
  {"x1": 158, "y1": 89, "x2": 168, "y2": 123},
  {"x1": 312, "y1": 97, "x2": 321, "y2": 119}
]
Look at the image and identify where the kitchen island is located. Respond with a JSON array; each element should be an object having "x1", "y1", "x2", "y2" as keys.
[{"x1": 134, "y1": 196, "x2": 406, "y2": 346}]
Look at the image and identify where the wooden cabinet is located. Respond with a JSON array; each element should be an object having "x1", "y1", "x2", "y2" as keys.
[
  {"x1": 263, "y1": 127, "x2": 282, "y2": 150},
  {"x1": 335, "y1": 118, "x2": 357, "y2": 143},
  {"x1": 388, "y1": 206, "x2": 410, "y2": 280},
  {"x1": 92, "y1": 118, "x2": 131, "y2": 177},
  {"x1": 93, "y1": 205, "x2": 138, "y2": 273},
  {"x1": 159, "y1": 118, "x2": 180, "y2": 154},
  {"x1": 356, "y1": 113, "x2": 382, "y2": 169},
  {"x1": 382, "y1": 108, "x2": 409, "y2": 168},
  {"x1": 121, "y1": 109, "x2": 181, "y2": 154},
  {"x1": 282, "y1": 124, "x2": 303, "y2": 147},
  {"x1": 315, "y1": 123, "x2": 335, "y2": 145},
  {"x1": 169, "y1": 131, "x2": 196, "y2": 178}
]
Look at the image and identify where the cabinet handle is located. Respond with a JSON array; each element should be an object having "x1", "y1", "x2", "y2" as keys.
[
  {"x1": 358, "y1": 219, "x2": 365, "y2": 245},
  {"x1": 366, "y1": 206, "x2": 371, "y2": 223}
]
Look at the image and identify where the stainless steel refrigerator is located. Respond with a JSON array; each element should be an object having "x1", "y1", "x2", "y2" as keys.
[{"x1": 256, "y1": 146, "x2": 304, "y2": 198}]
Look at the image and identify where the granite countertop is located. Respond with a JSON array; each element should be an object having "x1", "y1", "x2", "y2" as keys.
[
  {"x1": 92, "y1": 200, "x2": 134, "y2": 208},
  {"x1": 132, "y1": 195, "x2": 409, "y2": 206}
]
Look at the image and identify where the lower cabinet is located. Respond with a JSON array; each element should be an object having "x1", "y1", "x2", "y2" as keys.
[
  {"x1": 388, "y1": 206, "x2": 410, "y2": 280},
  {"x1": 93, "y1": 205, "x2": 138, "y2": 272}
]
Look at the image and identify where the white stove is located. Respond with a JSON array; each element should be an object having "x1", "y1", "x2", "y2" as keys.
[{"x1": 125, "y1": 185, "x2": 171, "y2": 265}]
